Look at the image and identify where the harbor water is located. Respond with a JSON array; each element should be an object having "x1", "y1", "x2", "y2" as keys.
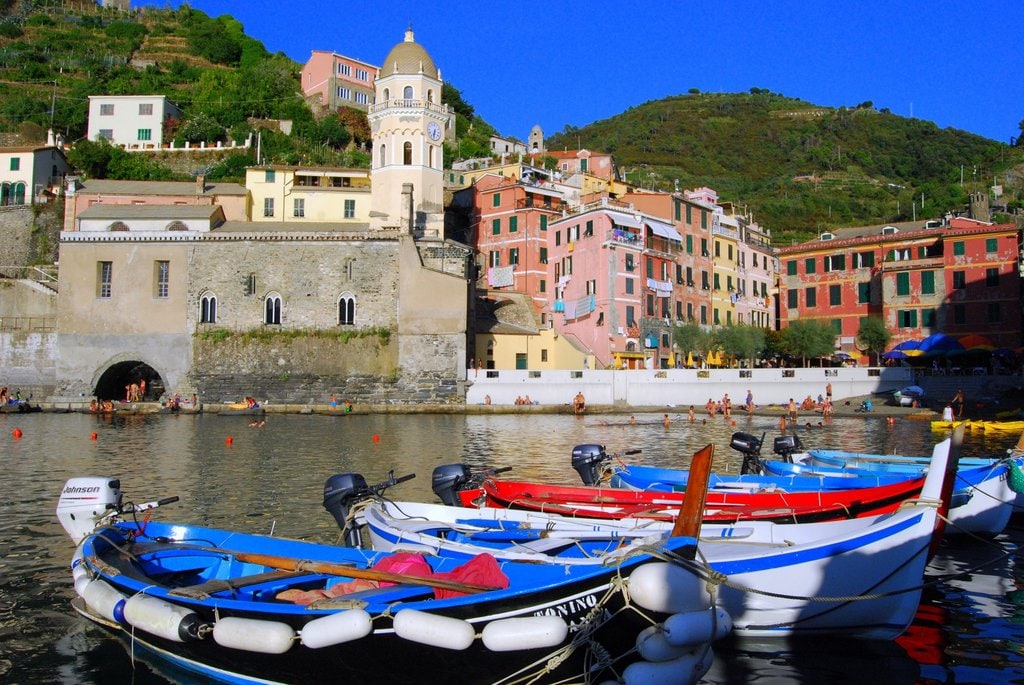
[{"x1": 2, "y1": 410, "x2": 1022, "y2": 684}]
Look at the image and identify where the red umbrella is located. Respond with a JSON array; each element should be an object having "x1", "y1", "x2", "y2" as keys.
[{"x1": 957, "y1": 334, "x2": 994, "y2": 350}]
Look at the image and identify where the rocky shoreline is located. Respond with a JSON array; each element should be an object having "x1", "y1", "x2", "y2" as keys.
[{"x1": 10, "y1": 397, "x2": 939, "y2": 420}]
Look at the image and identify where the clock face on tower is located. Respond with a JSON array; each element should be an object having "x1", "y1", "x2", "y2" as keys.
[{"x1": 427, "y1": 122, "x2": 442, "y2": 141}]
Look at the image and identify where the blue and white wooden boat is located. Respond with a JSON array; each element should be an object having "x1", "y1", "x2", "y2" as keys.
[
  {"x1": 356, "y1": 438, "x2": 955, "y2": 640},
  {"x1": 763, "y1": 448, "x2": 1024, "y2": 537},
  {"x1": 56, "y1": 478, "x2": 723, "y2": 685},
  {"x1": 573, "y1": 435, "x2": 910, "y2": 493}
]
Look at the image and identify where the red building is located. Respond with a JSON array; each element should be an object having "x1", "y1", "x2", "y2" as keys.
[
  {"x1": 466, "y1": 172, "x2": 566, "y2": 313},
  {"x1": 778, "y1": 217, "x2": 1023, "y2": 353}
]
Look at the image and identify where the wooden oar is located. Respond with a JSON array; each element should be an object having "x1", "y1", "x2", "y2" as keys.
[
  {"x1": 231, "y1": 551, "x2": 502, "y2": 594},
  {"x1": 670, "y1": 443, "x2": 715, "y2": 548}
]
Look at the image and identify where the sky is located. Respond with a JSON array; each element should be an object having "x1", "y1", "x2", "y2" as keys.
[{"x1": 137, "y1": 1, "x2": 1024, "y2": 144}]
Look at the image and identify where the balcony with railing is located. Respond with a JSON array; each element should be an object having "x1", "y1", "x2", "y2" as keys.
[{"x1": 368, "y1": 99, "x2": 451, "y2": 116}]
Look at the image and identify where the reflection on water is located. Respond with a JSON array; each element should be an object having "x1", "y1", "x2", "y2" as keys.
[{"x1": 1, "y1": 411, "x2": 1022, "y2": 683}]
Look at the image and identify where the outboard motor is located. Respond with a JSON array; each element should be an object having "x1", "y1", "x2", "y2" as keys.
[
  {"x1": 773, "y1": 434, "x2": 805, "y2": 463},
  {"x1": 730, "y1": 431, "x2": 765, "y2": 475},
  {"x1": 571, "y1": 444, "x2": 608, "y2": 486},
  {"x1": 322, "y1": 473, "x2": 369, "y2": 547},
  {"x1": 56, "y1": 477, "x2": 122, "y2": 544},
  {"x1": 432, "y1": 464, "x2": 473, "y2": 506}
]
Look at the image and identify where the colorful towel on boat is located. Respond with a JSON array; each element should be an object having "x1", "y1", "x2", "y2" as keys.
[{"x1": 276, "y1": 552, "x2": 508, "y2": 604}]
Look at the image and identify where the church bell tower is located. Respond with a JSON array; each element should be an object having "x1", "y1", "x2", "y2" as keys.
[{"x1": 368, "y1": 27, "x2": 451, "y2": 239}]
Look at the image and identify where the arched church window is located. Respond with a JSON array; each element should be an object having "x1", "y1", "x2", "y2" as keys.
[
  {"x1": 379, "y1": 144, "x2": 386, "y2": 167},
  {"x1": 264, "y1": 293, "x2": 282, "y2": 325},
  {"x1": 403, "y1": 85, "x2": 413, "y2": 100},
  {"x1": 403, "y1": 141, "x2": 412, "y2": 165},
  {"x1": 108, "y1": 221, "x2": 129, "y2": 232},
  {"x1": 338, "y1": 293, "x2": 355, "y2": 326},
  {"x1": 166, "y1": 221, "x2": 188, "y2": 231},
  {"x1": 200, "y1": 293, "x2": 218, "y2": 323},
  {"x1": 427, "y1": 89, "x2": 433, "y2": 103},
  {"x1": 383, "y1": 88, "x2": 390, "y2": 102}
]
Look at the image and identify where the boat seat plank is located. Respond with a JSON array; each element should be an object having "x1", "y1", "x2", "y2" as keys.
[{"x1": 169, "y1": 569, "x2": 307, "y2": 599}]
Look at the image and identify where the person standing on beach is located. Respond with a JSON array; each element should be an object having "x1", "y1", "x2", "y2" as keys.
[
  {"x1": 788, "y1": 398, "x2": 798, "y2": 422},
  {"x1": 826, "y1": 382, "x2": 833, "y2": 404},
  {"x1": 745, "y1": 389, "x2": 754, "y2": 413}
]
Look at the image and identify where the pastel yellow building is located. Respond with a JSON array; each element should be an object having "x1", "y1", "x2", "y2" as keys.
[{"x1": 245, "y1": 166, "x2": 371, "y2": 223}]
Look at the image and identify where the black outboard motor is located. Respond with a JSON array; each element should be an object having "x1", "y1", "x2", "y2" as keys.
[
  {"x1": 571, "y1": 444, "x2": 608, "y2": 486},
  {"x1": 773, "y1": 434, "x2": 805, "y2": 463},
  {"x1": 323, "y1": 473, "x2": 369, "y2": 547},
  {"x1": 432, "y1": 464, "x2": 473, "y2": 506},
  {"x1": 730, "y1": 431, "x2": 765, "y2": 475}
]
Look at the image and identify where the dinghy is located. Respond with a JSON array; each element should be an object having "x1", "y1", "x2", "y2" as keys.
[{"x1": 57, "y1": 470, "x2": 725, "y2": 684}]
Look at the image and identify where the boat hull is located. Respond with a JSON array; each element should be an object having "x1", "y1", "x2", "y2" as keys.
[{"x1": 71, "y1": 520, "x2": 714, "y2": 684}]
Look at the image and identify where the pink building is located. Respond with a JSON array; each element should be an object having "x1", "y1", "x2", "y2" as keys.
[
  {"x1": 538, "y1": 149, "x2": 617, "y2": 181},
  {"x1": 301, "y1": 50, "x2": 379, "y2": 111},
  {"x1": 63, "y1": 176, "x2": 248, "y2": 232},
  {"x1": 548, "y1": 200, "x2": 684, "y2": 369}
]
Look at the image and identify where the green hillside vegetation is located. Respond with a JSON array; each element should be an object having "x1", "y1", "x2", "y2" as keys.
[
  {"x1": 547, "y1": 90, "x2": 1020, "y2": 243},
  {"x1": 0, "y1": 3, "x2": 496, "y2": 182}
]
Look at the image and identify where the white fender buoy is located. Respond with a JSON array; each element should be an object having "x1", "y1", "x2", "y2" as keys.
[
  {"x1": 627, "y1": 563, "x2": 711, "y2": 614},
  {"x1": 635, "y1": 625, "x2": 694, "y2": 663},
  {"x1": 82, "y1": 579, "x2": 126, "y2": 624},
  {"x1": 481, "y1": 615, "x2": 568, "y2": 652},
  {"x1": 623, "y1": 649, "x2": 708, "y2": 685},
  {"x1": 664, "y1": 608, "x2": 731, "y2": 647},
  {"x1": 300, "y1": 609, "x2": 373, "y2": 649},
  {"x1": 123, "y1": 594, "x2": 202, "y2": 643},
  {"x1": 72, "y1": 550, "x2": 89, "y2": 582},
  {"x1": 392, "y1": 609, "x2": 475, "y2": 650},
  {"x1": 213, "y1": 616, "x2": 295, "y2": 654},
  {"x1": 74, "y1": 574, "x2": 93, "y2": 599}
]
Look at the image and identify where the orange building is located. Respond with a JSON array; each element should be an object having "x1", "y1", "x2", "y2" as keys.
[{"x1": 778, "y1": 217, "x2": 1022, "y2": 353}]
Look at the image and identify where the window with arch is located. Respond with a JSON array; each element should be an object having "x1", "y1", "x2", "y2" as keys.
[
  {"x1": 12, "y1": 182, "x2": 25, "y2": 205},
  {"x1": 403, "y1": 141, "x2": 412, "y2": 165},
  {"x1": 403, "y1": 85, "x2": 413, "y2": 100},
  {"x1": 379, "y1": 143, "x2": 386, "y2": 167},
  {"x1": 264, "y1": 293, "x2": 282, "y2": 325},
  {"x1": 427, "y1": 89, "x2": 433, "y2": 103},
  {"x1": 108, "y1": 221, "x2": 129, "y2": 231},
  {"x1": 429, "y1": 146, "x2": 434, "y2": 168},
  {"x1": 166, "y1": 221, "x2": 188, "y2": 231},
  {"x1": 338, "y1": 293, "x2": 355, "y2": 326},
  {"x1": 200, "y1": 292, "x2": 218, "y2": 323},
  {"x1": 383, "y1": 87, "x2": 390, "y2": 101}
]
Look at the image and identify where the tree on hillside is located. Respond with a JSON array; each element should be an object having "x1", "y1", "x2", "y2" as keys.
[
  {"x1": 779, "y1": 319, "x2": 836, "y2": 367},
  {"x1": 442, "y1": 83, "x2": 474, "y2": 120},
  {"x1": 855, "y1": 317, "x2": 890, "y2": 366}
]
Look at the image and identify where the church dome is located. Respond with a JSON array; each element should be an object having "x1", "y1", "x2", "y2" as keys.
[{"x1": 380, "y1": 27, "x2": 438, "y2": 79}]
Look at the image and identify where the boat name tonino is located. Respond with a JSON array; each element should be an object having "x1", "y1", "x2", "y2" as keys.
[{"x1": 533, "y1": 593, "x2": 605, "y2": 629}]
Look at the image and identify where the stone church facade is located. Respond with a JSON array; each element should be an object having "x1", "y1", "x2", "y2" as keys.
[{"x1": 51, "y1": 29, "x2": 471, "y2": 406}]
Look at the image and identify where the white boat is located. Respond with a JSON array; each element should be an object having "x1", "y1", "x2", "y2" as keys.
[
  {"x1": 349, "y1": 438, "x2": 955, "y2": 640},
  {"x1": 770, "y1": 447, "x2": 1024, "y2": 537}
]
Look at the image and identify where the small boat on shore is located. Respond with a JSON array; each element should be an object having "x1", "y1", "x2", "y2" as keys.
[{"x1": 56, "y1": 474, "x2": 725, "y2": 684}]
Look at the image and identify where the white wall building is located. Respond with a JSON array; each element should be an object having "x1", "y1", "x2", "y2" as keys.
[
  {"x1": 0, "y1": 141, "x2": 70, "y2": 205},
  {"x1": 87, "y1": 95, "x2": 181, "y2": 149}
]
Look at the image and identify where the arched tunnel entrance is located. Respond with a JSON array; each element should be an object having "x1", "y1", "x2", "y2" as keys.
[{"x1": 94, "y1": 361, "x2": 166, "y2": 402}]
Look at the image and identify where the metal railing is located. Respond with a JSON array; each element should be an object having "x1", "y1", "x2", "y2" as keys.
[{"x1": 0, "y1": 265, "x2": 58, "y2": 284}]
